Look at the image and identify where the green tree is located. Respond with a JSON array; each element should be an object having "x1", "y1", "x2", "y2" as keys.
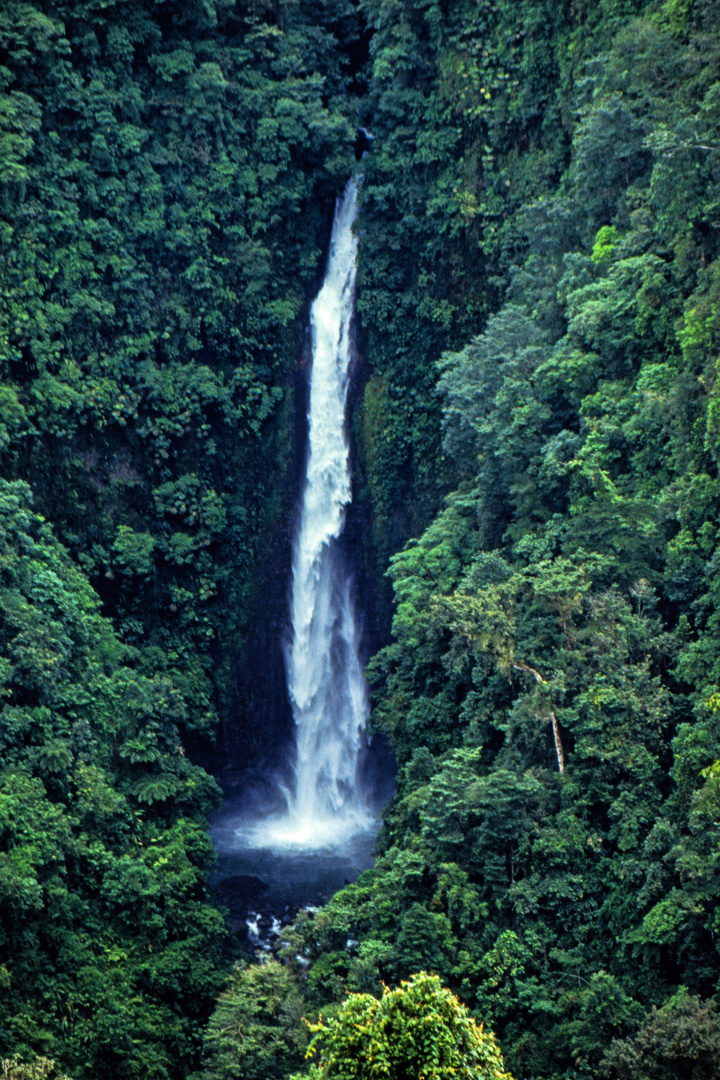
[
  {"x1": 1, "y1": 1059, "x2": 71, "y2": 1080},
  {"x1": 602, "y1": 994, "x2": 720, "y2": 1080},
  {"x1": 196, "y1": 958, "x2": 309, "y2": 1080},
  {"x1": 298, "y1": 973, "x2": 513, "y2": 1080}
]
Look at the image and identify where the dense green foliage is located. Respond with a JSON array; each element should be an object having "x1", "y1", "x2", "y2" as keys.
[
  {"x1": 1, "y1": 1060, "x2": 72, "y2": 1080},
  {"x1": 296, "y1": 972, "x2": 513, "y2": 1080},
  {"x1": 0, "y1": 0, "x2": 359, "y2": 1075},
  {"x1": 4, "y1": 0, "x2": 720, "y2": 1077},
  {"x1": 0, "y1": 0, "x2": 358, "y2": 739},
  {"x1": 281, "y1": 3, "x2": 720, "y2": 1079},
  {"x1": 194, "y1": 958, "x2": 309, "y2": 1080},
  {"x1": 603, "y1": 993, "x2": 720, "y2": 1079},
  {"x1": 0, "y1": 479, "x2": 224, "y2": 1075}
]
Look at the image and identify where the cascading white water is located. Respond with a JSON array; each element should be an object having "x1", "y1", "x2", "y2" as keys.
[{"x1": 249, "y1": 179, "x2": 372, "y2": 849}]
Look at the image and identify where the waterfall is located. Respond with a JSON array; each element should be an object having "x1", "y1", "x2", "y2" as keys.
[{"x1": 251, "y1": 179, "x2": 372, "y2": 848}]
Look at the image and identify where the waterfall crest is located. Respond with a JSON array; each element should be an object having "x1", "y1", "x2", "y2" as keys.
[{"x1": 252, "y1": 179, "x2": 372, "y2": 848}]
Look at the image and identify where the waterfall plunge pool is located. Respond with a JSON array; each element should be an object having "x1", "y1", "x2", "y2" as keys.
[{"x1": 208, "y1": 771, "x2": 381, "y2": 948}]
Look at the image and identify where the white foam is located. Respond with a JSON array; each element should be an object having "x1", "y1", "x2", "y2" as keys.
[{"x1": 237, "y1": 806, "x2": 374, "y2": 852}]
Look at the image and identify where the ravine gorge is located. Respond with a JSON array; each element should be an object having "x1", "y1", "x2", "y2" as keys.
[{"x1": 2, "y1": 0, "x2": 720, "y2": 1078}]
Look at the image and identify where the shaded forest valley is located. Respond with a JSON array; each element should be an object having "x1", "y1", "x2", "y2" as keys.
[{"x1": 2, "y1": 0, "x2": 720, "y2": 1076}]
